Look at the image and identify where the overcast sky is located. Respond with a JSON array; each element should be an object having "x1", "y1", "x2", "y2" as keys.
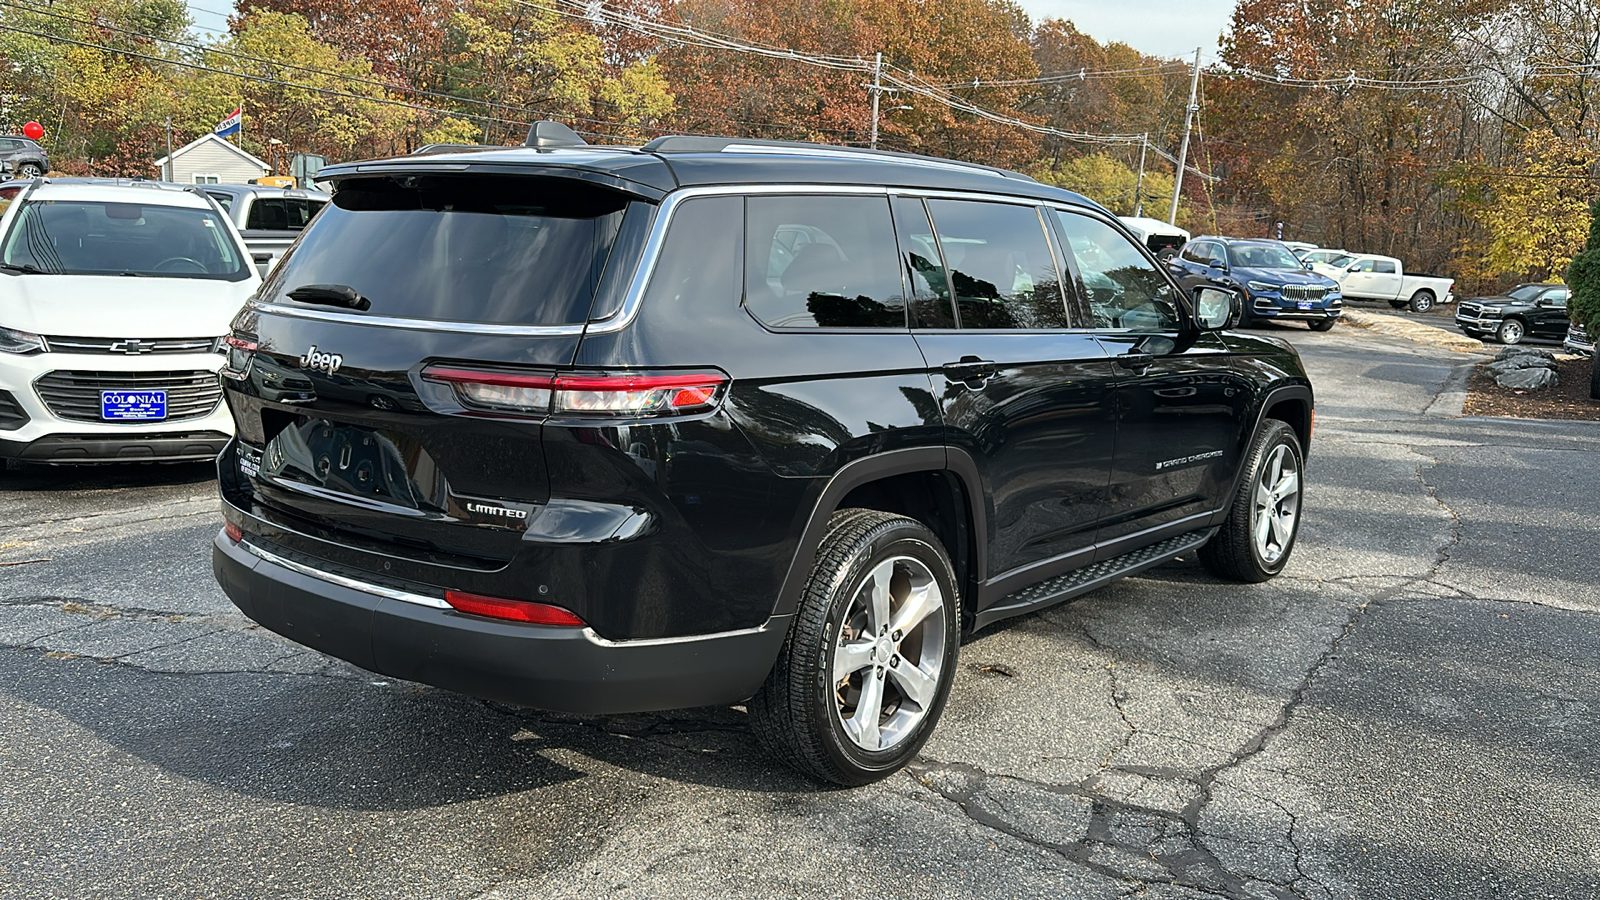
[{"x1": 1013, "y1": 0, "x2": 1234, "y2": 60}]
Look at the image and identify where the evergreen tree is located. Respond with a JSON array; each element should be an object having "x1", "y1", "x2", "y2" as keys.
[{"x1": 1564, "y1": 199, "x2": 1600, "y2": 399}]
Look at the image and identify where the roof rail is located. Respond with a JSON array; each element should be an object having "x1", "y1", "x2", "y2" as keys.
[
  {"x1": 639, "y1": 135, "x2": 1032, "y2": 181},
  {"x1": 411, "y1": 143, "x2": 504, "y2": 155}
]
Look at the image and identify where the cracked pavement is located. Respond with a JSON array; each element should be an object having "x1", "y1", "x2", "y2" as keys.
[{"x1": 3, "y1": 325, "x2": 1598, "y2": 899}]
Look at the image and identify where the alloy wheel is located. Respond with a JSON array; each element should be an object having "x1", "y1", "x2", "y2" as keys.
[
  {"x1": 1252, "y1": 444, "x2": 1300, "y2": 565},
  {"x1": 831, "y1": 555, "x2": 947, "y2": 752}
]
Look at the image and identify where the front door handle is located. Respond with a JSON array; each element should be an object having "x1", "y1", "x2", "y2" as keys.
[
  {"x1": 942, "y1": 356, "x2": 997, "y2": 386},
  {"x1": 1116, "y1": 350, "x2": 1154, "y2": 374}
]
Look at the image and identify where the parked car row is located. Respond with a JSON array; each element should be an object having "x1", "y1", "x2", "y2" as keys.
[{"x1": 1167, "y1": 235, "x2": 1343, "y2": 330}]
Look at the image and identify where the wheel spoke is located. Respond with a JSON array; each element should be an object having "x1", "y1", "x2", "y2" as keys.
[
  {"x1": 1269, "y1": 509, "x2": 1289, "y2": 546},
  {"x1": 1273, "y1": 470, "x2": 1300, "y2": 502},
  {"x1": 888, "y1": 581, "x2": 942, "y2": 637},
  {"x1": 848, "y1": 669, "x2": 886, "y2": 750},
  {"x1": 834, "y1": 639, "x2": 876, "y2": 678},
  {"x1": 1255, "y1": 477, "x2": 1274, "y2": 509},
  {"x1": 865, "y1": 560, "x2": 894, "y2": 635},
  {"x1": 888, "y1": 660, "x2": 937, "y2": 708},
  {"x1": 1254, "y1": 505, "x2": 1273, "y2": 548}
]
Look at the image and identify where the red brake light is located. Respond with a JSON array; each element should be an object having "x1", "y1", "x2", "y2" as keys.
[
  {"x1": 444, "y1": 590, "x2": 586, "y2": 626},
  {"x1": 420, "y1": 365, "x2": 727, "y2": 417},
  {"x1": 224, "y1": 335, "x2": 257, "y2": 351}
]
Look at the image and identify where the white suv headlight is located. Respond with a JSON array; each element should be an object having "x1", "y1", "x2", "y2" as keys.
[{"x1": 0, "y1": 325, "x2": 46, "y2": 354}]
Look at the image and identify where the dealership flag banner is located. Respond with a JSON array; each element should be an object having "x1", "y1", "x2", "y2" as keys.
[{"x1": 215, "y1": 106, "x2": 242, "y2": 137}]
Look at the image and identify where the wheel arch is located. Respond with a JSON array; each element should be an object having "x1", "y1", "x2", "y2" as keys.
[{"x1": 771, "y1": 448, "x2": 987, "y2": 628}]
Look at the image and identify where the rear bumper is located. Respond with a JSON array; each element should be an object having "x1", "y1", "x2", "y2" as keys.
[
  {"x1": 0, "y1": 430, "x2": 229, "y2": 463},
  {"x1": 212, "y1": 532, "x2": 791, "y2": 714}
]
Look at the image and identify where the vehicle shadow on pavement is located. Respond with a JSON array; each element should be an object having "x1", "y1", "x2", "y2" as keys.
[
  {"x1": 0, "y1": 643, "x2": 821, "y2": 810},
  {"x1": 0, "y1": 460, "x2": 215, "y2": 492}
]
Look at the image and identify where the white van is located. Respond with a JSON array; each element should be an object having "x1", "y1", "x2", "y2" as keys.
[{"x1": 1118, "y1": 216, "x2": 1191, "y2": 258}]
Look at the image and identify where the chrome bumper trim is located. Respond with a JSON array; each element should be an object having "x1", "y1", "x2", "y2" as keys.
[{"x1": 239, "y1": 539, "x2": 453, "y2": 609}]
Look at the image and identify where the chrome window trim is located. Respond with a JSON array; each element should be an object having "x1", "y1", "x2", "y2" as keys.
[
  {"x1": 240, "y1": 540, "x2": 453, "y2": 610},
  {"x1": 250, "y1": 302, "x2": 588, "y2": 337}
]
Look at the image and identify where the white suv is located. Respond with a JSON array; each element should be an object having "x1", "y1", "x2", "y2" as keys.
[{"x1": 0, "y1": 179, "x2": 259, "y2": 469}]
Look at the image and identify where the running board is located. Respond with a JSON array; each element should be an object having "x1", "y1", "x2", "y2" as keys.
[{"x1": 972, "y1": 528, "x2": 1217, "y2": 631}]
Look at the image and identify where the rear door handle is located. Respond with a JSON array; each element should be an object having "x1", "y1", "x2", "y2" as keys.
[{"x1": 942, "y1": 357, "x2": 997, "y2": 383}]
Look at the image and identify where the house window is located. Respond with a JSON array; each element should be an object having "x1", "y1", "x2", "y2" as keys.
[{"x1": 193, "y1": 174, "x2": 221, "y2": 184}]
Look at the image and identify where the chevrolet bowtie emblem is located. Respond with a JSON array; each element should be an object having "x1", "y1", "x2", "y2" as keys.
[{"x1": 108, "y1": 339, "x2": 156, "y2": 354}]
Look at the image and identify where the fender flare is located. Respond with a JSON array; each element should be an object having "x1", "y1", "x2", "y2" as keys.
[
  {"x1": 770, "y1": 446, "x2": 988, "y2": 619},
  {"x1": 1213, "y1": 383, "x2": 1314, "y2": 525}
]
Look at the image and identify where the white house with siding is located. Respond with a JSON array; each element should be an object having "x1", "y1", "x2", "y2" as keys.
[{"x1": 153, "y1": 133, "x2": 270, "y2": 185}]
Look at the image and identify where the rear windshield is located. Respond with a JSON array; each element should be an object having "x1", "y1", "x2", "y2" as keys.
[
  {"x1": 2, "y1": 199, "x2": 249, "y2": 280},
  {"x1": 260, "y1": 175, "x2": 629, "y2": 326}
]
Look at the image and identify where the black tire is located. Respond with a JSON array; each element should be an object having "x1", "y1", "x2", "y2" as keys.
[
  {"x1": 1496, "y1": 318, "x2": 1525, "y2": 345},
  {"x1": 749, "y1": 509, "x2": 961, "y2": 786},
  {"x1": 1408, "y1": 290, "x2": 1435, "y2": 313},
  {"x1": 17, "y1": 163, "x2": 41, "y2": 179},
  {"x1": 1308, "y1": 317, "x2": 1336, "y2": 332},
  {"x1": 1200, "y1": 419, "x2": 1304, "y2": 583}
]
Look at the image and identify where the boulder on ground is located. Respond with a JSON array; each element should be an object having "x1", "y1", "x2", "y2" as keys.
[
  {"x1": 1495, "y1": 367, "x2": 1559, "y2": 390},
  {"x1": 1495, "y1": 345, "x2": 1557, "y2": 361},
  {"x1": 1485, "y1": 355, "x2": 1558, "y2": 376}
]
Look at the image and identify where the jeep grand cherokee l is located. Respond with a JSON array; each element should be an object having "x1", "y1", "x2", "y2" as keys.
[{"x1": 212, "y1": 123, "x2": 1314, "y2": 785}]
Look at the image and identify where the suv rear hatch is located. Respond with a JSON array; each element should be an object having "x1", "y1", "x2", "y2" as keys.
[{"x1": 222, "y1": 171, "x2": 653, "y2": 571}]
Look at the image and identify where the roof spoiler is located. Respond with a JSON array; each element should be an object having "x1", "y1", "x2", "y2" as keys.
[{"x1": 525, "y1": 121, "x2": 588, "y2": 149}]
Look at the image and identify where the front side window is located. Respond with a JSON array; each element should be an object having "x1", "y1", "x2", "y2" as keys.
[
  {"x1": 1, "y1": 199, "x2": 248, "y2": 280},
  {"x1": 1350, "y1": 259, "x2": 1375, "y2": 273},
  {"x1": 925, "y1": 199, "x2": 1068, "y2": 330},
  {"x1": 744, "y1": 195, "x2": 905, "y2": 328},
  {"x1": 1054, "y1": 211, "x2": 1181, "y2": 331},
  {"x1": 205, "y1": 191, "x2": 235, "y2": 213},
  {"x1": 1545, "y1": 288, "x2": 1569, "y2": 307}
]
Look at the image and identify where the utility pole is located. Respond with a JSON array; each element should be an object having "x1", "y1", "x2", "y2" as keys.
[
  {"x1": 869, "y1": 52, "x2": 883, "y2": 149},
  {"x1": 1133, "y1": 132, "x2": 1148, "y2": 218},
  {"x1": 164, "y1": 115, "x2": 172, "y2": 182},
  {"x1": 1168, "y1": 47, "x2": 1202, "y2": 226}
]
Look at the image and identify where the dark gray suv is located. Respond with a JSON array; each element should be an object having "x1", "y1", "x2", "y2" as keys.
[
  {"x1": 0, "y1": 137, "x2": 48, "y2": 179},
  {"x1": 212, "y1": 123, "x2": 1315, "y2": 785}
]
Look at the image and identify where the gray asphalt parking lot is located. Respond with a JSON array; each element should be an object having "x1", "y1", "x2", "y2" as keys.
[{"x1": 3, "y1": 323, "x2": 1598, "y2": 899}]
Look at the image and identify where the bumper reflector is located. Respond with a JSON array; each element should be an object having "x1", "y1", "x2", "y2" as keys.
[{"x1": 444, "y1": 590, "x2": 586, "y2": 626}]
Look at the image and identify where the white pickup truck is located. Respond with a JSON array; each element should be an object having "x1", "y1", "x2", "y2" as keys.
[{"x1": 1310, "y1": 253, "x2": 1455, "y2": 313}]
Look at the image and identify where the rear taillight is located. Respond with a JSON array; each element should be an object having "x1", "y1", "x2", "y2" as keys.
[
  {"x1": 221, "y1": 334, "x2": 257, "y2": 380},
  {"x1": 444, "y1": 590, "x2": 586, "y2": 626},
  {"x1": 420, "y1": 365, "x2": 727, "y2": 418},
  {"x1": 223, "y1": 521, "x2": 243, "y2": 543}
]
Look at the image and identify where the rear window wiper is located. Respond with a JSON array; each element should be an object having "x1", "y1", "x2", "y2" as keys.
[{"x1": 287, "y1": 283, "x2": 372, "y2": 311}]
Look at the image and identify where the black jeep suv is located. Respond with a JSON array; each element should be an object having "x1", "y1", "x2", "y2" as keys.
[{"x1": 212, "y1": 123, "x2": 1314, "y2": 785}]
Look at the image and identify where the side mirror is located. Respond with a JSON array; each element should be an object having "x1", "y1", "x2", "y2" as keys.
[
  {"x1": 1304, "y1": 261, "x2": 1315, "y2": 270},
  {"x1": 1194, "y1": 286, "x2": 1237, "y2": 330},
  {"x1": 1207, "y1": 258, "x2": 1227, "y2": 270}
]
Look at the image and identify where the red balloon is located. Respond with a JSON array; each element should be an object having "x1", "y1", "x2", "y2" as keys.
[{"x1": 22, "y1": 121, "x2": 43, "y2": 141}]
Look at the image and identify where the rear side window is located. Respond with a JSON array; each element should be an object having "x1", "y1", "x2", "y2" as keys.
[
  {"x1": 261, "y1": 176, "x2": 628, "y2": 326},
  {"x1": 925, "y1": 199, "x2": 1068, "y2": 330},
  {"x1": 1374, "y1": 260, "x2": 1397, "y2": 274},
  {"x1": 743, "y1": 195, "x2": 905, "y2": 328}
]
